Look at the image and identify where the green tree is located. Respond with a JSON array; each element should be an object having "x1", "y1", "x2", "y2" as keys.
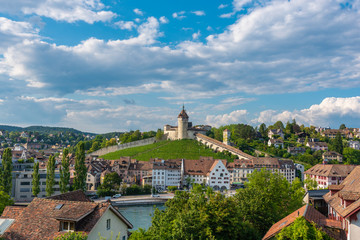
[
  {"x1": 339, "y1": 124, "x2": 346, "y2": 130},
  {"x1": 0, "y1": 190, "x2": 14, "y2": 215},
  {"x1": 304, "y1": 178, "x2": 318, "y2": 190},
  {"x1": 131, "y1": 186, "x2": 259, "y2": 240},
  {"x1": 74, "y1": 141, "x2": 87, "y2": 191},
  {"x1": 46, "y1": 156, "x2": 56, "y2": 197},
  {"x1": 97, "y1": 172, "x2": 122, "y2": 197},
  {"x1": 89, "y1": 141, "x2": 100, "y2": 152},
  {"x1": 155, "y1": 129, "x2": 164, "y2": 140},
  {"x1": 332, "y1": 132, "x2": 343, "y2": 154},
  {"x1": 343, "y1": 147, "x2": 360, "y2": 165},
  {"x1": 32, "y1": 162, "x2": 40, "y2": 197},
  {"x1": 54, "y1": 232, "x2": 88, "y2": 240},
  {"x1": 235, "y1": 169, "x2": 304, "y2": 236},
  {"x1": 276, "y1": 216, "x2": 332, "y2": 240},
  {"x1": 1, "y1": 148, "x2": 13, "y2": 195},
  {"x1": 60, "y1": 148, "x2": 70, "y2": 193},
  {"x1": 259, "y1": 123, "x2": 268, "y2": 138}
]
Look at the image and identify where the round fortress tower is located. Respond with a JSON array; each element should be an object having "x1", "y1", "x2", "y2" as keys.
[{"x1": 177, "y1": 105, "x2": 189, "y2": 139}]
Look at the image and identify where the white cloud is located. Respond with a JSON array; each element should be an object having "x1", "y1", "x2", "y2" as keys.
[
  {"x1": 114, "y1": 20, "x2": 136, "y2": 30},
  {"x1": 233, "y1": 0, "x2": 253, "y2": 11},
  {"x1": 0, "y1": 17, "x2": 39, "y2": 52},
  {"x1": 159, "y1": 16, "x2": 169, "y2": 24},
  {"x1": 218, "y1": 4, "x2": 228, "y2": 9},
  {"x1": 191, "y1": 10, "x2": 205, "y2": 16},
  {"x1": 206, "y1": 26, "x2": 213, "y2": 31},
  {"x1": 206, "y1": 110, "x2": 248, "y2": 127},
  {"x1": 192, "y1": 30, "x2": 201, "y2": 40},
  {"x1": 22, "y1": 0, "x2": 116, "y2": 24},
  {"x1": 133, "y1": 8, "x2": 143, "y2": 16},
  {"x1": 254, "y1": 97, "x2": 360, "y2": 127},
  {"x1": 172, "y1": 11, "x2": 186, "y2": 20}
]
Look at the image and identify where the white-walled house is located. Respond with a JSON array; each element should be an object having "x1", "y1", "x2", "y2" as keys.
[
  {"x1": 348, "y1": 140, "x2": 360, "y2": 150},
  {"x1": 304, "y1": 164, "x2": 356, "y2": 189},
  {"x1": 182, "y1": 157, "x2": 230, "y2": 191},
  {"x1": 152, "y1": 159, "x2": 182, "y2": 191},
  {"x1": 0, "y1": 190, "x2": 133, "y2": 240}
]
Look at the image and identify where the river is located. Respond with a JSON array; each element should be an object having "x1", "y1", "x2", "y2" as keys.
[{"x1": 117, "y1": 204, "x2": 166, "y2": 231}]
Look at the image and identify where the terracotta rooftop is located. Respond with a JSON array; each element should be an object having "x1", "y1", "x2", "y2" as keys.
[
  {"x1": 304, "y1": 164, "x2": 356, "y2": 177},
  {"x1": 1, "y1": 192, "x2": 133, "y2": 240},
  {"x1": 0, "y1": 206, "x2": 26, "y2": 219},
  {"x1": 46, "y1": 190, "x2": 92, "y2": 202},
  {"x1": 177, "y1": 107, "x2": 189, "y2": 119},
  {"x1": 263, "y1": 204, "x2": 345, "y2": 240},
  {"x1": 324, "y1": 166, "x2": 360, "y2": 218},
  {"x1": 183, "y1": 158, "x2": 216, "y2": 176}
]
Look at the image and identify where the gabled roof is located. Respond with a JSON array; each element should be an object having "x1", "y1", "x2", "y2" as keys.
[
  {"x1": 324, "y1": 166, "x2": 360, "y2": 218},
  {"x1": 1, "y1": 192, "x2": 133, "y2": 240},
  {"x1": 46, "y1": 190, "x2": 91, "y2": 202},
  {"x1": 263, "y1": 205, "x2": 344, "y2": 240},
  {"x1": 0, "y1": 206, "x2": 26, "y2": 219},
  {"x1": 304, "y1": 164, "x2": 355, "y2": 177}
]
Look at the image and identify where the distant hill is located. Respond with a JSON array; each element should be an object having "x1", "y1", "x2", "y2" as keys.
[
  {"x1": 101, "y1": 139, "x2": 236, "y2": 161},
  {"x1": 0, "y1": 125, "x2": 96, "y2": 135}
]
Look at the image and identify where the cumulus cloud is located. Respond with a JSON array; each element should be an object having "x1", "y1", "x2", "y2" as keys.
[
  {"x1": 0, "y1": 17, "x2": 39, "y2": 52},
  {"x1": 114, "y1": 20, "x2": 136, "y2": 30},
  {"x1": 159, "y1": 16, "x2": 169, "y2": 24},
  {"x1": 253, "y1": 97, "x2": 360, "y2": 127},
  {"x1": 218, "y1": 4, "x2": 228, "y2": 9},
  {"x1": 20, "y1": 0, "x2": 116, "y2": 24},
  {"x1": 133, "y1": 8, "x2": 143, "y2": 16},
  {"x1": 191, "y1": 10, "x2": 205, "y2": 16},
  {"x1": 192, "y1": 30, "x2": 201, "y2": 40},
  {"x1": 206, "y1": 110, "x2": 248, "y2": 127},
  {"x1": 172, "y1": 11, "x2": 186, "y2": 20}
]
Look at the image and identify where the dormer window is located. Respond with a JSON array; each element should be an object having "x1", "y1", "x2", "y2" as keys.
[{"x1": 61, "y1": 221, "x2": 75, "y2": 231}]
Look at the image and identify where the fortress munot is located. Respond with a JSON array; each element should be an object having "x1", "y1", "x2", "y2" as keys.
[{"x1": 163, "y1": 106, "x2": 210, "y2": 140}]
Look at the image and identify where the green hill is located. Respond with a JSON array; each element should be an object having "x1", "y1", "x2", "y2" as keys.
[{"x1": 101, "y1": 139, "x2": 236, "y2": 161}]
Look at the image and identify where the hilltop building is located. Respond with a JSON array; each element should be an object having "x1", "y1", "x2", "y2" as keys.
[{"x1": 164, "y1": 106, "x2": 208, "y2": 140}]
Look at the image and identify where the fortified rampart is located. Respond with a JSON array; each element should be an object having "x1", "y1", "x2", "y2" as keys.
[{"x1": 87, "y1": 137, "x2": 156, "y2": 157}]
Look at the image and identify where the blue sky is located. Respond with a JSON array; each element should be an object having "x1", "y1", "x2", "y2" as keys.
[{"x1": 0, "y1": 0, "x2": 360, "y2": 133}]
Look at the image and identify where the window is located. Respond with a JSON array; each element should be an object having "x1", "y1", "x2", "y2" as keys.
[
  {"x1": 123, "y1": 236, "x2": 126, "y2": 240},
  {"x1": 106, "y1": 219, "x2": 111, "y2": 230},
  {"x1": 20, "y1": 182, "x2": 30, "y2": 185},
  {"x1": 61, "y1": 221, "x2": 75, "y2": 231}
]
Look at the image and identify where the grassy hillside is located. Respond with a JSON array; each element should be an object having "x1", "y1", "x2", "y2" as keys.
[{"x1": 101, "y1": 139, "x2": 235, "y2": 161}]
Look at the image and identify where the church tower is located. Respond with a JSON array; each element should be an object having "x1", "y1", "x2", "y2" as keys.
[{"x1": 177, "y1": 105, "x2": 189, "y2": 139}]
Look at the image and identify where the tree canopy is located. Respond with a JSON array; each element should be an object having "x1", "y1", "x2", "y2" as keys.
[
  {"x1": 74, "y1": 141, "x2": 87, "y2": 191},
  {"x1": 276, "y1": 217, "x2": 332, "y2": 240},
  {"x1": 235, "y1": 169, "x2": 304, "y2": 236},
  {"x1": 130, "y1": 185, "x2": 259, "y2": 240}
]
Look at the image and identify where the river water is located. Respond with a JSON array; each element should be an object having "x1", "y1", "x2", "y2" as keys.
[{"x1": 117, "y1": 204, "x2": 166, "y2": 231}]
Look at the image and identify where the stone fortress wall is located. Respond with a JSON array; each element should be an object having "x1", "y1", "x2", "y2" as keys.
[{"x1": 87, "y1": 137, "x2": 156, "y2": 157}]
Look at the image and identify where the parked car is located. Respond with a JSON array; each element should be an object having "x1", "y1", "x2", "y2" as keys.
[
  {"x1": 151, "y1": 194, "x2": 160, "y2": 197},
  {"x1": 112, "y1": 194, "x2": 122, "y2": 198}
]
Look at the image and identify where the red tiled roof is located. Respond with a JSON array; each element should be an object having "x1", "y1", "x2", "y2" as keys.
[
  {"x1": 1, "y1": 194, "x2": 132, "y2": 240},
  {"x1": 304, "y1": 164, "x2": 356, "y2": 177},
  {"x1": 324, "y1": 166, "x2": 360, "y2": 218},
  {"x1": 46, "y1": 190, "x2": 91, "y2": 202},
  {"x1": 263, "y1": 205, "x2": 344, "y2": 240},
  {"x1": 0, "y1": 206, "x2": 26, "y2": 219}
]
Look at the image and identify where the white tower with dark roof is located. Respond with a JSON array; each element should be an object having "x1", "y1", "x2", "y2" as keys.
[{"x1": 177, "y1": 105, "x2": 189, "y2": 139}]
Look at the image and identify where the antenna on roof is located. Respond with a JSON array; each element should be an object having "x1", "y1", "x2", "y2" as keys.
[{"x1": 183, "y1": 103, "x2": 185, "y2": 111}]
